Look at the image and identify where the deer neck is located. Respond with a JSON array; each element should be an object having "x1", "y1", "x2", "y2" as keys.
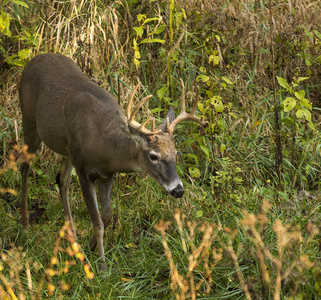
[{"x1": 113, "y1": 129, "x2": 144, "y2": 172}]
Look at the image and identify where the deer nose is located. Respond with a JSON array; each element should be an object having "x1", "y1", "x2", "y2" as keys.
[{"x1": 170, "y1": 184, "x2": 184, "y2": 198}]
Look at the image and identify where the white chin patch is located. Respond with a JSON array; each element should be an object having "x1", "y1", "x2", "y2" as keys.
[{"x1": 163, "y1": 178, "x2": 183, "y2": 193}]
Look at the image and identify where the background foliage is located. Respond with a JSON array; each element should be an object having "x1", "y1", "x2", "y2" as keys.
[{"x1": 1, "y1": 0, "x2": 321, "y2": 299}]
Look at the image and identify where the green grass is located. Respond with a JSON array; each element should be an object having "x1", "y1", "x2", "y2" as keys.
[{"x1": 1, "y1": 164, "x2": 320, "y2": 298}]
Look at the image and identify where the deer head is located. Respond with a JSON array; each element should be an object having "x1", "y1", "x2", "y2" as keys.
[{"x1": 118, "y1": 80, "x2": 207, "y2": 198}]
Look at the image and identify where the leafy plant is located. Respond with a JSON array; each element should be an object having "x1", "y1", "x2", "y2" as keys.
[
  {"x1": 0, "y1": 0, "x2": 33, "y2": 66},
  {"x1": 132, "y1": 13, "x2": 165, "y2": 67},
  {"x1": 277, "y1": 76, "x2": 314, "y2": 130}
]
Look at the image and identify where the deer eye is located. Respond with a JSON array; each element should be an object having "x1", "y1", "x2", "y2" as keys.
[{"x1": 150, "y1": 153, "x2": 158, "y2": 161}]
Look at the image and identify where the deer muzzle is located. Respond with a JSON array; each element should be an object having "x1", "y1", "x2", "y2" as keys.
[
  {"x1": 163, "y1": 178, "x2": 184, "y2": 198},
  {"x1": 170, "y1": 183, "x2": 184, "y2": 198}
]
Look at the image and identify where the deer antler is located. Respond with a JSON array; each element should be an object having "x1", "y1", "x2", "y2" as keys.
[
  {"x1": 127, "y1": 83, "x2": 162, "y2": 135},
  {"x1": 167, "y1": 79, "x2": 207, "y2": 135}
]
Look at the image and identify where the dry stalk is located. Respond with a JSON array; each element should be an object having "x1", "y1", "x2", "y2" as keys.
[
  {"x1": 225, "y1": 228, "x2": 252, "y2": 300},
  {"x1": 174, "y1": 209, "x2": 187, "y2": 253},
  {"x1": 0, "y1": 144, "x2": 35, "y2": 195},
  {"x1": 240, "y1": 200, "x2": 315, "y2": 300},
  {"x1": 0, "y1": 222, "x2": 94, "y2": 298},
  {"x1": 154, "y1": 211, "x2": 222, "y2": 299}
]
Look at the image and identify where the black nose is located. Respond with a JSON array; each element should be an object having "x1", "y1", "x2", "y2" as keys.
[{"x1": 170, "y1": 184, "x2": 184, "y2": 198}]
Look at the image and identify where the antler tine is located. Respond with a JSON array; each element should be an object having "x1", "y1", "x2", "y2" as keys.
[
  {"x1": 129, "y1": 95, "x2": 153, "y2": 122},
  {"x1": 180, "y1": 78, "x2": 186, "y2": 114},
  {"x1": 167, "y1": 81, "x2": 207, "y2": 135},
  {"x1": 127, "y1": 85, "x2": 162, "y2": 135},
  {"x1": 141, "y1": 117, "x2": 154, "y2": 129},
  {"x1": 127, "y1": 83, "x2": 141, "y2": 119}
]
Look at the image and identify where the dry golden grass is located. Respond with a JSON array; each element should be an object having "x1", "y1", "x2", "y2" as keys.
[
  {"x1": 0, "y1": 221, "x2": 94, "y2": 300},
  {"x1": 155, "y1": 201, "x2": 318, "y2": 299}
]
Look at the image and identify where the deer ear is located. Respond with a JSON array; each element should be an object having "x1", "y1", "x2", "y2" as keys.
[{"x1": 158, "y1": 107, "x2": 175, "y2": 133}]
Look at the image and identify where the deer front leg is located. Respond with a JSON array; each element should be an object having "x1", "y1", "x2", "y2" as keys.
[
  {"x1": 78, "y1": 174, "x2": 107, "y2": 271},
  {"x1": 89, "y1": 176, "x2": 113, "y2": 251},
  {"x1": 56, "y1": 157, "x2": 76, "y2": 238},
  {"x1": 21, "y1": 162, "x2": 30, "y2": 229}
]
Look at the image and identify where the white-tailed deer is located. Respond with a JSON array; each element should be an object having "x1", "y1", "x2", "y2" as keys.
[{"x1": 19, "y1": 53, "x2": 206, "y2": 270}]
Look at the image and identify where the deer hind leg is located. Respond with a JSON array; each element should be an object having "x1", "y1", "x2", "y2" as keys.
[
  {"x1": 89, "y1": 176, "x2": 114, "y2": 251},
  {"x1": 56, "y1": 157, "x2": 76, "y2": 238},
  {"x1": 78, "y1": 175, "x2": 107, "y2": 271},
  {"x1": 21, "y1": 127, "x2": 41, "y2": 229}
]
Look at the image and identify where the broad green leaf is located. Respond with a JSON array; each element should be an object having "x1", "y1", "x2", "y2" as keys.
[
  {"x1": 196, "y1": 75, "x2": 209, "y2": 83},
  {"x1": 199, "y1": 66, "x2": 206, "y2": 73},
  {"x1": 308, "y1": 121, "x2": 316, "y2": 131},
  {"x1": 228, "y1": 112, "x2": 237, "y2": 119},
  {"x1": 133, "y1": 26, "x2": 144, "y2": 37},
  {"x1": 234, "y1": 167, "x2": 243, "y2": 174},
  {"x1": 143, "y1": 17, "x2": 159, "y2": 25},
  {"x1": 313, "y1": 30, "x2": 321, "y2": 39},
  {"x1": 11, "y1": 0, "x2": 29, "y2": 7},
  {"x1": 295, "y1": 90, "x2": 305, "y2": 100},
  {"x1": 157, "y1": 85, "x2": 167, "y2": 99},
  {"x1": 217, "y1": 118, "x2": 224, "y2": 129},
  {"x1": 18, "y1": 48, "x2": 30, "y2": 61},
  {"x1": 300, "y1": 98, "x2": 312, "y2": 110},
  {"x1": 209, "y1": 55, "x2": 219, "y2": 66},
  {"x1": 197, "y1": 102, "x2": 205, "y2": 113},
  {"x1": 196, "y1": 210, "x2": 203, "y2": 218},
  {"x1": 140, "y1": 38, "x2": 165, "y2": 44},
  {"x1": 305, "y1": 57, "x2": 312, "y2": 66},
  {"x1": 175, "y1": 10, "x2": 186, "y2": 27},
  {"x1": 220, "y1": 143, "x2": 226, "y2": 153},
  {"x1": 210, "y1": 96, "x2": 224, "y2": 112},
  {"x1": 297, "y1": 77, "x2": 310, "y2": 83},
  {"x1": 210, "y1": 95, "x2": 222, "y2": 104},
  {"x1": 222, "y1": 76, "x2": 232, "y2": 84},
  {"x1": 150, "y1": 107, "x2": 163, "y2": 114},
  {"x1": 296, "y1": 108, "x2": 311, "y2": 121},
  {"x1": 136, "y1": 14, "x2": 146, "y2": 22},
  {"x1": 282, "y1": 97, "x2": 296, "y2": 112},
  {"x1": 214, "y1": 102, "x2": 224, "y2": 112},
  {"x1": 200, "y1": 145, "x2": 210, "y2": 159},
  {"x1": 189, "y1": 167, "x2": 200, "y2": 178},
  {"x1": 281, "y1": 117, "x2": 294, "y2": 124},
  {"x1": 149, "y1": 25, "x2": 166, "y2": 35},
  {"x1": 276, "y1": 76, "x2": 291, "y2": 91},
  {"x1": 205, "y1": 90, "x2": 212, "y2": 98},
  {"x1": 0, "y1": 11, "x2": 12, "y2": 37}
]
